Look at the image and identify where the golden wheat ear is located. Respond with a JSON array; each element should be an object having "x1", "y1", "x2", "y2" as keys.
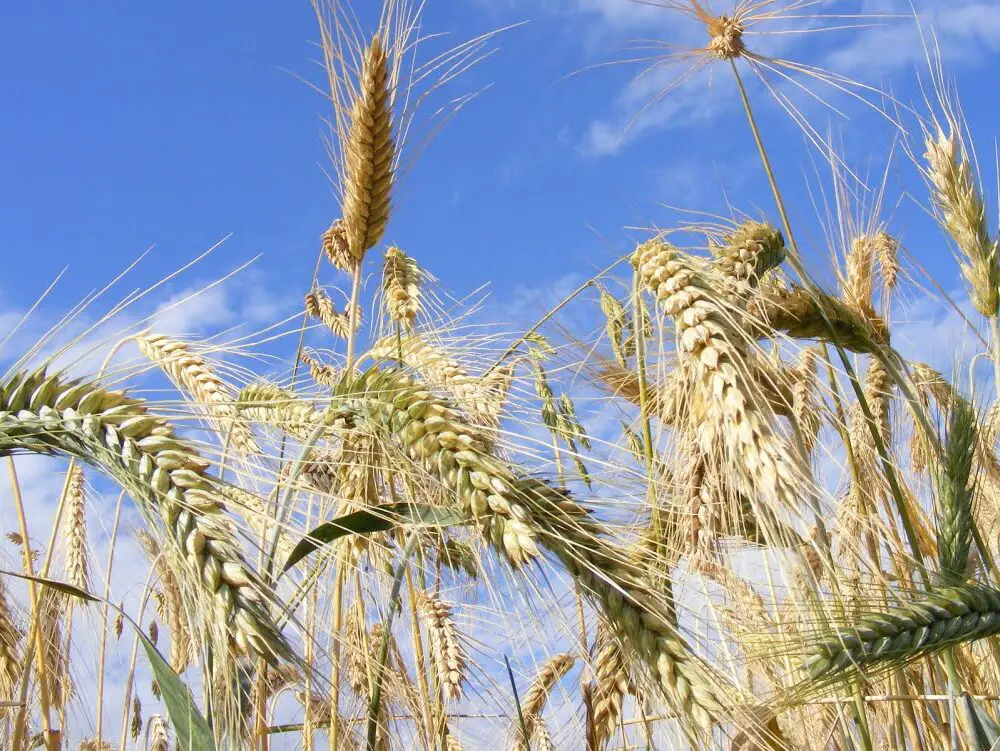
[{"x1": 0, "y1": 368, "x2": 290, "y2": 663}]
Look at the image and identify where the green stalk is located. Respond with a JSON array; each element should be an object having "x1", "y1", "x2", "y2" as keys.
[{"x1": 366, "y1": 531, "x2": 420, "y2": 751}]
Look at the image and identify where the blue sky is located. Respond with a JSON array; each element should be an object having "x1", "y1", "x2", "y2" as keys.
[
  {"x1": 3, "y1": 0, "x2": 1000, "y2": 745},
  {"x1": 3, "y1": 0, "x2": 998, "y2": 333}
]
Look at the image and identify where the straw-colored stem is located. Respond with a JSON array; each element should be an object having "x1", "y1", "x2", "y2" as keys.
[
  {"x1": 9, "y1": 457, "x2": 57, "y2": 751},
  {"x1": 328, "y1": 564, "x2": 346, "y2": 751},
  {"x1": 95, "y1": 490, "x2": 125, "y2": 743}
]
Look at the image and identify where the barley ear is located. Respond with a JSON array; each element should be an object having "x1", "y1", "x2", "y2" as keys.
[{"x1": 342, "y1": 35, "x2": 395, "y2": 263}]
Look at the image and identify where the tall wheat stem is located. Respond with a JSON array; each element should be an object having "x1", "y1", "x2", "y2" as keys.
[
  {"x1": 8, "y1": 458, "x2": 57, "y2": 751},
  {"x1": 95, "y1": 490, "x2": 125, "y2": 743}
]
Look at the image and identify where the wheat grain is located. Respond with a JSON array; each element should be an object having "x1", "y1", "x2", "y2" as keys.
[
  {"x1": 136, "y1": 333, "x2": 259, "y2": 455},
  {"x1": 342, "y1": 35, "x2": 394, "y2": 262},
  {"x1": 418, "y1": 591, "x2": 467, "y2": 701},
  {"x1": 0, "y1": 369, "x2": 289, "y2": 661}
]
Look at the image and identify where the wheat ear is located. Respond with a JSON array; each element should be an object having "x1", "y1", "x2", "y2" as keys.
[
  {"x1": 329, "y1": 368, "x2": 733, "y2": 728},
  {"x1": 382, "y1": 246, "x2": 422, "y2": 326},
  {"x1": 711, "y1": 220, "x2": 785, "y2": 296},
  {"x1": 587, "y1": 626, "x2": 631, "y2": 751},
  {"x1": 511, "y1": 653, "x2": 575, "y2": 750},
  {"x1": 0, "y1": 578, "x2": 21, "y2": 700},
  {"x1": 305, "y1": 288, "x2": 355, "y2": 339},
  {"x1": 632, "y1": 239, "x2": 801, "y2": 520},
  {"x1": 137, "y1": 532, "x2": 192, "y2": 672},
  {"x1": 0, "y1": 369, "x2": 289, "y2": 661},
  {"x1": 806, "y1": 584, "x2": 1000, "y2": 679},
  {"x1": 417, "y1": 591, "x2": 467, "y2": 701},
  {"x1": 925, "y1": 123, "x2": 999, "y2": 317},
  {"x1": 136, "y1": 333, "x2": 259, "y2": 455},
  {"x1": 64, "y1": 464, "x2": 90, "y2": 592},
  {"x1": 342, "y1": 35, "x2": 394, "y2": 262},
  {"x1": 936, "y1": 398, "x2": 977, "y2": 583}
]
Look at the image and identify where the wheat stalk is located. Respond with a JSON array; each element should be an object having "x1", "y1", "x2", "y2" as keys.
[
  {"x1": 0, "y1": 368, "x2": 289, "y2": 661},
  {"x1": 136, "y1": 333, "x2": 259, "y2": 456},
  {"x1": 342, "y1": 35, "x2": 394, "y2": 263}
]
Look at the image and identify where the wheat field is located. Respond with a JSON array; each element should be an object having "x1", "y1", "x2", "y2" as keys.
[{"x1": 2, "y1": 0, "x2": 1000, "y2": 749}]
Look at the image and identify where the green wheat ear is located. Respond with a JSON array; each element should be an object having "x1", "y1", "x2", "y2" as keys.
[
  {"x1": 936, "y1": 397, "x2": 977, "y2": 583},
  {"x1": 806, "y1": 585, "x2": 1000, "y2": 680}
]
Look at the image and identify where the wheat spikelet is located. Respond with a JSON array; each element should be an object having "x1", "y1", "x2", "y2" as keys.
[
  {"x1": 146, "y1": 714, "x2": 169, "y2": 751},
  {"x1": 328, "y1": 367, "x2": 732, "y2": 727},
  {"x1": 418, "y1": 591, "x2": 467, "y2": 700},
  {"x1": 0, "y1": 578, "x2": 22, "y2": 699},
  {"x1": 322, "y1": 219, "x2": 353, "y2": 272},
  {"x1": 342, "y1": 35, "x2": 394, "y2": 261},
  {"x1": 445, "y1": 731, "x2": 464, "y2": 751},
  {"x1": 529, "y1": 721, "x2": 556, "y2": 751},
  {"x1": 712, "y1": 220, "x2": 785, "y2": 296},
  {"x1": 138, "y1": 532, "x2": 192, "y2": 672},
  {"x1": 64, "y1": 464, "x2": 90, "y2": 592},
  {"x1": 806, "y1": 585, "x2": 1000, "y2": 679},
  {"x1": 300, "y1": 351, "x2": 341, "y2": 389},
  {"x1": 925, "y1": 124, "x2": 999, "y2": 317},
  {"x1": 136, "y1": 333, "x2": 259, "y2": 455},
  {"x1": 599, "y1": 288, "x2": 629, "y2": 367},
  {"x1": 872, "y1": 230, "x2": 900, "y2": 297},
  {"x1": 0, "y1": 369, "x2": 289, "y2": 661},
  {"x1": 344, "y1": 603, "x2": 368, "y2": 695},
  {"x1": 844, "y1": 233, "x2": 877, "y2": 315},
  {"x1": 587, "y1": 627, "x2": 632, "y2": 751},
  {"x1": 305, "y1": 288, "x2": 354, "y2": 339},
  {"x1": 130, "y1": 695, "x2": 142, "y2": 740},
  {"x1": 382, "y1": 246, "x2": 422, "y2": 326}
]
